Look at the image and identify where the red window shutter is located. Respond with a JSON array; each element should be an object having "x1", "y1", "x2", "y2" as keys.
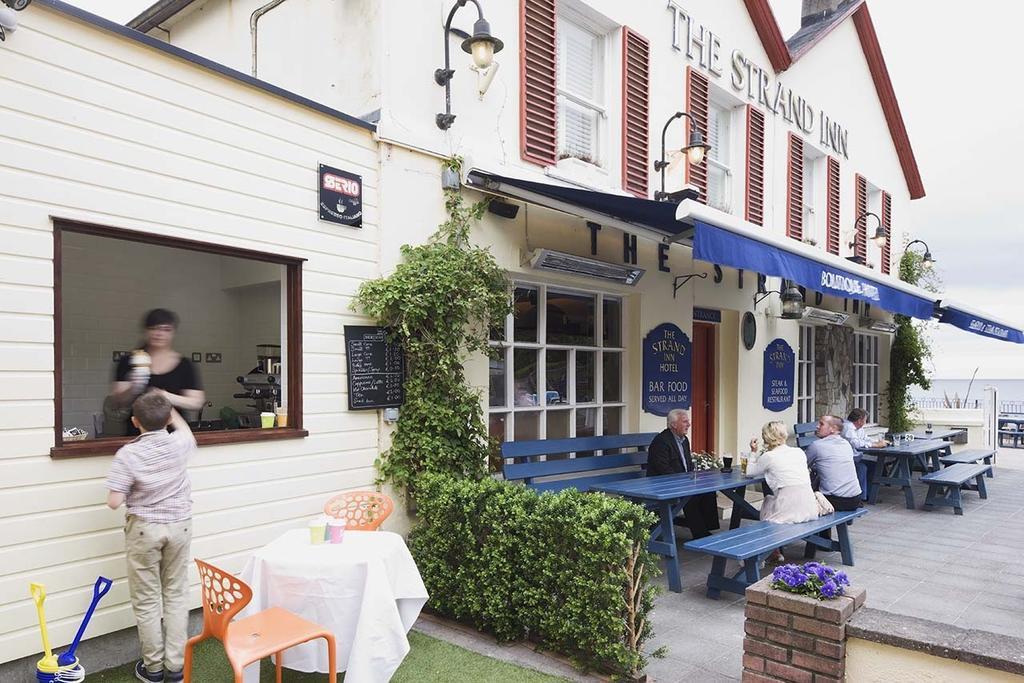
[
  {"x1": 855, "y1": 174, "x2": 868, "y2": 263},
  {"x1": 786, "y1": 133, "x2": 804, "y2": 241},
  {"x1": 826, "y1": 156, "x2": 841, "y2": 255},
  {"x1": 520, "y1": 0, "x2": 557, "y2": 166},
  {"x1": 685, "y1": 66, "x2": 709, "y2": 203},
  {"x1": 744, "y1": 105, "x2": 765, "y2": 226},
  {"x1": 621, "y1": 27, "x2": 650, "y2": 197},
  {"x1": 881, "y1": 191, "x2": 892, "y2": 274}
]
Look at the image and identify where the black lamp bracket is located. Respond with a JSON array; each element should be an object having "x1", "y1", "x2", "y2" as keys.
[
  {"x1": 672, "y1": 272, "x2": 707, "y2": 298},
  {"x1": 848, "y1": 211, "x2": 882, "y2": 249},
  {"x1": 753, "y1": 289, "x2": 780, "y2": 306},
  {"x1": 435, "y1": 0, "x2": 484, "y2": 130},
  {"x1": 656, "y1": 111, "x2": 697, "y2": 201}
]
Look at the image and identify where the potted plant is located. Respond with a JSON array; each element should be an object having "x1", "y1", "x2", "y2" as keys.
[{"x1": 771, "y1": 561, "x2": 851, "y2": 600}]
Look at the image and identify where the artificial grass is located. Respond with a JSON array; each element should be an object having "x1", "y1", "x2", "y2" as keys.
[{"x1": 86, "y1": 630, "x2": 567, "y2": 682}]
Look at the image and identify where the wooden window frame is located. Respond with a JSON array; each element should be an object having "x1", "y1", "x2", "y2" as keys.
[{"x1": 51, "y1": 218, "x2": 307, "y2": 458}]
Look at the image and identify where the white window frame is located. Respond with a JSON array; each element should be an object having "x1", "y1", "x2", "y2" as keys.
[
  {"x1": 796, "y1": 324, "x2": 816, "y2": 424},
  {"x1": 488, "y1": 283, "x2": 625, "y2": 450},
  {"x1": 802, "y1": 148, "x2": 825, "y2": 247},
  {"x1": 852, "y1": 332, "x2": 880, "y2": 423},
  {"x1": 555, "y1": 10, "x2": 607, "y2": 168},
  {"x1": 705, "y1": 99, "x2": 733, "y2": 213}
]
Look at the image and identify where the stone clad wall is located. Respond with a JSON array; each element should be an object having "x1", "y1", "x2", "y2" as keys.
[{"x1": 814, "y1": 326, "x2": 854, "y2": 418}]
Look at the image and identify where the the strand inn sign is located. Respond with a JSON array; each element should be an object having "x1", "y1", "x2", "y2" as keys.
[{"x1": 667, "y1": 1, "x2": 850, "y2": 158}]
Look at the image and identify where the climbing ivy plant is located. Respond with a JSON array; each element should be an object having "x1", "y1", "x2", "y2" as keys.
[
  {"x1": 885, "y1": 249, "x2": 940, "y2": 432},
  {"x1": 353, "y1": 157, "x2": 511, "y2": 495}
]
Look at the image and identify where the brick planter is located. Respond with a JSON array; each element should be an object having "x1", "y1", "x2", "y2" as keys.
[{"x1": 742, "y1": 576, "x2": 866, "y2": 682}]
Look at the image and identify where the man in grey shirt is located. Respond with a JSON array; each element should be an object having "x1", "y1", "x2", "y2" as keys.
[{"x1": 805, "y1": 415, "x2": 862, "y2": 510}]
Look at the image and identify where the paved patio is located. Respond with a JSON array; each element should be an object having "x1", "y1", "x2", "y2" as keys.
[{"x1": 642, "y1": 447, "x2": 1024, "y2": 682}]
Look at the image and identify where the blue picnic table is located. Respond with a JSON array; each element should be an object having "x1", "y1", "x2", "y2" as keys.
[
  {"x1": 861, "y1": 439, "x2": 952, "y2": 509},
  {"x1": 590, "y1": 470, "x2": 764, "y2": 593},
  {"x1": 900, "y1": 428, "x2": 964, "y2": 442}
]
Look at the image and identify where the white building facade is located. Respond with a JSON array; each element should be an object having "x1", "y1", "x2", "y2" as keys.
[
  {"x1": 0, "y1": 0, "x2": 938, "y2": 665},
  {"x1": 139, "y1": 0, "x2": 926, "y2": 451}
]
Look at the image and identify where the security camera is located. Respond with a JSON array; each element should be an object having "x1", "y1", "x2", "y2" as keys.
[
  {"x1": 0, "y1": 7, "x2": 18, "y2": 40},
  {"x1": 3, "y1": 0, "x2": 31, "y2": 11}
]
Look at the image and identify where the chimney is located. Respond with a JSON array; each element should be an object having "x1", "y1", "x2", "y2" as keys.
[{"x1": 801, "y1": 0, "x2": 848, "y2": 27}]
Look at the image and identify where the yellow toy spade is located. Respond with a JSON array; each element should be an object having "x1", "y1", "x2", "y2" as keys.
[{"x1": 30, "y1": 582, "x2": 60, "y2": 675}]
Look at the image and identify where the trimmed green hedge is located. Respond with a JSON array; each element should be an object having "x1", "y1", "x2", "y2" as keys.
[{"x1": 409, "y1": 474, "x2": 660, "y2": 677}]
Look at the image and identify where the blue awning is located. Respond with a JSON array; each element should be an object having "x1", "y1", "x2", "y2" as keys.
[
  {"x1": 938, "y1": 304, "x2": 1024, "y2": 344},
  {"x1": 465, "y1": 170, "x2": 694, "y2": 238},
  {"x1": 691, "y1": 220, "x2": 936, "y2": 319}
]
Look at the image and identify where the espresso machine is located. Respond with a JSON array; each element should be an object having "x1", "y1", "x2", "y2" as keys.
[{"x1": 232, "y1": 343, "x2": 282, "y2": 428}]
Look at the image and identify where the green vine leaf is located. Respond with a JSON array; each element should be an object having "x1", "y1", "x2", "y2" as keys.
[
  {"x1": 352, "y1": 157, "x2": 512, "y2": 494},
  {"x1": 884, "y1": 248, "x2": 941, "y2": 432}
]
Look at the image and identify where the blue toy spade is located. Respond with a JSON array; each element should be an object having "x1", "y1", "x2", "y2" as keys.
[{"x1": 58, "y1": 577, "x2": 113, "y2": 668}]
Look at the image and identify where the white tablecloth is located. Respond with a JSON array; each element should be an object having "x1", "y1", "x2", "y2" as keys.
[{"x1": 239, "y1": 529, "x2": 428, "y2": 683}]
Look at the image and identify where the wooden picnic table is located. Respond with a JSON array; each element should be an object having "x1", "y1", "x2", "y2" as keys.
[
  {"x1": 861, "y1": 439, "x2": 952, "y2": 509},
  {"x1": 590, "y1": 470, "x2": 764, "y2": 593}
]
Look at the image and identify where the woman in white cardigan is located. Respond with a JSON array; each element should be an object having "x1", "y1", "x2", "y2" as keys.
[{"x1": 747, "y1": 421, "x2": 818, "y2": 525}]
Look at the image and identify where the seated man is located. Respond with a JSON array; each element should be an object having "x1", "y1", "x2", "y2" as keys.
[
  {"x1": 804, "y1": 415, "x2": 862, "y2": 558},
  {"x1": 647, "y1": 409, "x2": 720, "y2": 539},
  {"x1": 841, "y1": 408, "x2": 886, "y2": 501},
  {"x1": 805, "y1": 415, "x2": 862, "y2": 511}
]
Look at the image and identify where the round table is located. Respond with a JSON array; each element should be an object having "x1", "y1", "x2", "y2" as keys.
[{"x1": 239, "y1": 529, "x2": 428, "y2": 683}]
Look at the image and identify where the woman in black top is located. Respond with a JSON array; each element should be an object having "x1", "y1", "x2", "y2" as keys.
[{"x1": 109, "y1": 309, "x2": 205, "y2": 434}]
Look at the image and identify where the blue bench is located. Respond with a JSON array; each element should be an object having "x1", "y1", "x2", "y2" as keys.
[
  {"x1": 684, "y1": 509, "x2": 867, "y2": 598},
  {"x1": 939, "y1": 448, "x2": 995, "y2": 477},
  {"x1": 501, "y1": 433, "x2": 658, "y2": 493},
  {"x1": 794, "y1": 421, "x2": 818, "y2": 449},
  {"x1": 922, "y1": 463, "x2": 992, "y2": 515}
]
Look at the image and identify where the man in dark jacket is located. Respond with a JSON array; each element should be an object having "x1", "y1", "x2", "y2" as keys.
[{"x1": 647, "y1": 409, "x2": 720, "y2": 539}]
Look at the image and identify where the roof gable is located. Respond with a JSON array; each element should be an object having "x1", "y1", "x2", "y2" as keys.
[{"x1": 743, "y1": 0, "x2": 924, "y2": 199}]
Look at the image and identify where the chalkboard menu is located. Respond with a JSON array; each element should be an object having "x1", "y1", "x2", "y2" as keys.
[{"x1": 344, "y1": 326, "x2": 405, "y2": 410}]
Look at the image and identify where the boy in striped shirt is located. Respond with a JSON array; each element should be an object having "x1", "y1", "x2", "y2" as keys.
[{"x1": 106, "y1": 390, "x2": 195, "y2": 683}]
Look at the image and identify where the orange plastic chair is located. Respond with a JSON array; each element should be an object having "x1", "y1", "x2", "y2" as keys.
[
  {"x1": 322, "y1": 490, "x2": 394, "y2": 530},
  {"x1": 184, "y1": 559, "x2": 336, "y2": 683}
]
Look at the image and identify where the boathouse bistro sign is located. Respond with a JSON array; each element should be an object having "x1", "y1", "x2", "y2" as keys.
[
  {"x1": 643, "y1": 323, "x2": 692, "y2": 415},
  {"x1": 762, "y1": 338, "x2": 795, "y2": 412},
  {"x1": 667, "y1": 2, "x2": 850, "y2": 158}
]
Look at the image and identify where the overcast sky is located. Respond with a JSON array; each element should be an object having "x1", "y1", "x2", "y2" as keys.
[{"x1": 67, "y1": 1, "x2": 1024, "y2": 378}]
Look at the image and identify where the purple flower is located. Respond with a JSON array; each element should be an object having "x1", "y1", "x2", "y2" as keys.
[
  {"x1": 820, "y1": 579, "x2": 841, "y2": 599},
  {"x1": 784, "y1": 571, "x2": 808, "y2": 588},
  {"x1": 835, "y1": 571, "x2": 850, "y2": 586}
]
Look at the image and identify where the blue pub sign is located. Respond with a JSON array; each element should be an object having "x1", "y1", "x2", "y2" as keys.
[
  {"x1": 643, "y1": 323, "x2": 692, "y2": 416},
  {"x1": 762, "y1": 338, "x2": 795, "y2": 412}
]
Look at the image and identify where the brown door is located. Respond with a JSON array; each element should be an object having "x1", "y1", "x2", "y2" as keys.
[{"x1": 691, "y1": 322, "x2": 716, "y2": 453}]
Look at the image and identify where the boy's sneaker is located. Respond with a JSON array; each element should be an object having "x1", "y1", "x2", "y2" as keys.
[
  {"x1": 134, "y1": 661, "x2": 163, "y2": 682},
  {"x1": 164, "y1": 670, "x2": 184, "y2": 682}
]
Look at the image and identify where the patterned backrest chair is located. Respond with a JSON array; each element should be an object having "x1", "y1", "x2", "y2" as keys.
[{"x1": 323, "y1": 490, "x2": 394, "y2": 530}]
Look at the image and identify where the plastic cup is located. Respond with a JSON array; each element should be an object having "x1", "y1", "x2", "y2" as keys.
[
  {"x1": 327, "y1": 519, "x2": 346, "y2": 544},
  {"x1": 308, "y1": 518, "x2": 326, "y2": 545},
  {"x1": 275, "y1": 408, "x2": 288, "y2": 428},
  {"x1": 260, "y1": 412, "x2": 275, "y2": 428}
]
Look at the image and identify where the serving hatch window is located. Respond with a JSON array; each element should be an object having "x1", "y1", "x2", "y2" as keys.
[{"x1": 54, "y1": 221, "x2": 303, "y2": 454}]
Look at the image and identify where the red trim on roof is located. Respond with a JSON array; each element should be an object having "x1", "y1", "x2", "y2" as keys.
[
  {"x1": 742, "y1": 0, "x2": 791, "y2": 72},
  {"x1": 851, "y1": 5, "x2": 926, "y2": 200},
  {"x1": 742, "y1": 0, "x2": 925, "y2": 200}
]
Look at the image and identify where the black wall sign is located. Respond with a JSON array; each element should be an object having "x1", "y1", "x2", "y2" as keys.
[
  {"x1": 344, "y1": 326, "x2": 404, "y2": 410},
  {"x1": 319, "y1": 164, "x2": 363, "y2": 227},
  {"x1": 693, "y1": 307, "x2": 722, "y2": 323}
]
